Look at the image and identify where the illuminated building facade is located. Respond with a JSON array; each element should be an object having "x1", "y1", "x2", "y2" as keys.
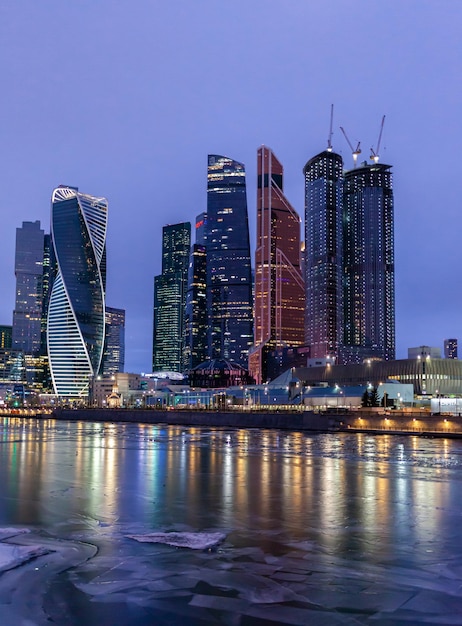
[
  {"x1": 206, "y1": 155, "x2": 253, "y2": 367},
  {"x1": 303, "y1": 150, "x2": 343, "y2": 361},
  {"x1": 184, "y1": 243, "x2": 207, "y2": 370},
  {"x1": 12, "y1": 221, "x2": 45, "y2": 354},
  {"x1": 249, "y1": 146, "x2": 305, "y2": 383},
  {"x1": 0, "y1": 326, "x2": 12, "y2": 350},
  {"x1": 102, "y1": 306, "x2": 125, "y2": 375},
  {"x1": 195, "y1": 212, "x2": 207, "y2": 246},
  {"x1": 342, "y1": 163, "x2": 395, "y2": 363},
  {"x1": 444, "y1": 338, "x2": 458, "y2": 360},
  {"x1": 47, "y1": 186, "x2": 108, "y2": 397},
  {"x1": 153, "y1": 222, "x2": 191, "y2": 373}
]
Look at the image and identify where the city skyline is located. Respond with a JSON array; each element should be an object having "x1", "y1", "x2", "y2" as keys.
[{"x1": 1, "y1": 2, "x2": 461, "y2": 373}]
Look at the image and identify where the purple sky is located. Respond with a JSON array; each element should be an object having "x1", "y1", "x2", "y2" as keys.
[{"x1": 1, "y1": 1, "x2": 461, "y2": 373}]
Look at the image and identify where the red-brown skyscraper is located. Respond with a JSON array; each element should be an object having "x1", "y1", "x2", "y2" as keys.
[{"x1": 249, "y1": 146, "x2": 305, "y2": 383}]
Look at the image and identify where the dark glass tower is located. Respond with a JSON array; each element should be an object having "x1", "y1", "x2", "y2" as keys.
[
  {"x1": 152, "y1": 222, "x2": 191, "y2": 373},
  {"x1": 184, "y1": 243, "x2": 207, "y2": 370},
  {"x1": 342, "y1": 163, "x2": 395, "y2": 363},
  {"x1": 12, "y1": 221, "x2": 45, "y2": 354},
  {"x1": 48, "y1": 186, "x2": 108, "y2": 397},
  {"x1": 303, "y1": 151, "x2": 343, "y2": 361},
  {"x1": 206, "y1": 155, "x2": 253, "y2": 367},
  {"x1": 102, "y1": 306, "x2": 126, "y2": 375}
]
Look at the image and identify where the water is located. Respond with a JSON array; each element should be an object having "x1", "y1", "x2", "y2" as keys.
[{"x1": 1, "y1": 417, "x2": 462, "y2": 624}]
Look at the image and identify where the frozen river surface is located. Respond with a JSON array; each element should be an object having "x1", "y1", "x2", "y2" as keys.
[{"x1": 1, "y1": 417, "x2": 462, "y2": 624}]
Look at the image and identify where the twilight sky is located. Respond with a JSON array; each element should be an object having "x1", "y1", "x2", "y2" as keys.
[{"x1": 1, "y1": 1, "x2": 461, "y2": 374}]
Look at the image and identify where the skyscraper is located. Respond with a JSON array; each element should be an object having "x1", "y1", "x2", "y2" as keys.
[
  {"x1": 444, "y1": 338, "x2": 458, "y2": 359},
  {"x1": 152, "y1": 222, "x2": 191, "y2": 373},
  {"x1": 184, "y1": 243, "x2": 207, "y2": 370},
  {"x1": 249, "y1": 146, "x2": 305, "y2": 384},
  {"x1": 303, "y1": 150, "x2": 343, "y2": 361},
  {"x1": 342, "y1": 162, "x2": 395, "y2": 363},
  {"x1": 12, "y1": 221, "x2": 45, "y2": 354},
  {"x1": 206, "y1": 155, "x2": 253, "y2": 367},
  {"x1": 102, "y1": 307, "x2": 126, "y2": 375},
  {"x1": 47, "y1": 186, "x2": 108, "y2": 397}
]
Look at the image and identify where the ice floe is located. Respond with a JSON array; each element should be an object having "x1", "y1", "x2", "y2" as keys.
[
  {"x1": 127, "y1": 531, "x2": 226, "y2": 549},
  {"x1": 0, "y1": 527, "x2": 30, "y2": 540},
  {"x1": 0, "y1": 542, "x2": 49, "y2": 572}
]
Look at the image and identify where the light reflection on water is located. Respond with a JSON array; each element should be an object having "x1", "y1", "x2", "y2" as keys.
[{"x1": 1, "y1": 417, "x2": 462, "y2": 624}]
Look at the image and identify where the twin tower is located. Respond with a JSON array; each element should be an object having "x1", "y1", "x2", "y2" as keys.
[{"x1": 153, "y1": 146, "x2": 395, "y2": 383}]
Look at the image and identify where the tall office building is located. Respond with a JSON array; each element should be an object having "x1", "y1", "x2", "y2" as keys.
[
  {"x1": 304, "y1": 150, "x2": 343, "y2": 361},
  {"x1": 102, "y1": 307, "x2": 126, "y2": 375},
  {"x1": 152, "y1": 222, "x2": 191, "y2": 373},
  {"x1": 47, "y1": 186, "x2": 108, "y2": 397},
  {"x1": 12, "y1": 221, "x2": 45, "y2": 354},
  {"x1": 0, "y1": 326, "x2": 12, "y2": 349},
  {"x1": 444, "y1": 338, "x2": 458, "y2": 359},
  {"x1": 249, "y1": 146, "x2": 305, "y2": 384},
  {"x1": 184, "y1": 244, "x2": 207, "y2": 370},
  {"x1": 195, "y1": 212, "x2": 207, "y2": 246},
  {"x1": 342, "y1": 162, "x2": 395, "y2": 363},
  {"x1": 206, "y1": 155, "x2": 253, "y2": 367}
]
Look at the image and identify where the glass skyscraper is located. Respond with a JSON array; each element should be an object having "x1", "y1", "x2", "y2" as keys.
[
  {"x1": 206, "y1": 155, "x2": 253, "y2": 367},
  {"x1": 304, "y1": 150, "x2": 343, "y2": 361},
  {"x1": 249, "y1": 146, "x2": 304, "y2": 384},
  {"x1": 47, "y1": 186, "x2": 108, "y2": 397},
  {"x1": 152, "y1": 222, "x2": 191, "y2": 373},
  {"x1": 184, "y1": 243, "x2": 207, "y2": 370},
  {"x1": 102, "y1": 306, "x2": 126, "y2": 375},
  {"x1": 342, "y1": 163, "x2": 395, "y2": 363},
  {"x1": 12, "y1": 221, "x2": 45, "y2": 354}
]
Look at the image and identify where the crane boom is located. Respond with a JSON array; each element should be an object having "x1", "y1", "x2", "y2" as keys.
[
  {"x1": 340, "y1": 126, "x2": 361, "y2": 167},
  {"x1": 370, "y1": 115, "x2": 386, "y2": 163},
  {"x1": 327, "y1": 104, "x2": 334, "y2": 152}
]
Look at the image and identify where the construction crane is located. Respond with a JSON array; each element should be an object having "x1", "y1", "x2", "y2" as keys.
[
  {"x1": 340, "y1": 126, "x2": 361, "y2": 167},
  {"x1": 370, "y1": 115, "x2": 385, "y2": 164},
  {"x1": 327, "y1": 104, "x2": 334, "y2": 152}
]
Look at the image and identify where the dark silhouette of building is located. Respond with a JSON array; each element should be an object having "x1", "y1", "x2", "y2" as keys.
[
  {"x1": 153, "y1": 222, "x2": 191, "y2": 373},
  {"x1": 206, "y1": 155, "x2": 253, "y2": 368},
  {"x1": 249, "y1": 146, "x2": 305, "y2": 383}
]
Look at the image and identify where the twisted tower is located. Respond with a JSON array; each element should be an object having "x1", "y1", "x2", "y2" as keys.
[{"x1": 47, "y1": 186, "x2": 108, "y2": 397}]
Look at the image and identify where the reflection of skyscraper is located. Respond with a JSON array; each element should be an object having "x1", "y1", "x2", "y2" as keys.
[
  {"x1": 206, "y1": 155, "x2": 253, "y2": 367},
  {"x1": 303, "y1": 150, "x2": 343, "y2": 361},
  {"x1": 102, "y1": 307, "x2": 126, "y2": 375},
  {"x1": 153, "y1": 222, "x2": 191, "y2": 373},
  {"x1": 48, "y1": 186, "x2": 108, "y2": 397},
  {"x1": 342, "y1": 163, "x2": 395, "y2": 363},
  {"x1": 249, "y1": 146, "x2": 305, "y2": 384},
  {"x1": 12, "y1": 221, "x2": 45, "y2": 354}
]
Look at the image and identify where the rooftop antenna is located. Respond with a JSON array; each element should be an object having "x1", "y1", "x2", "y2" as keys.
[
  {"x1": 370, "y1": 115, "x2": 386, "y2": 163},
  {"x1": 340, "y1": 126, "x2": 361, "y2": 167},
  {"x1": 327, "y1": 104, "x2": 334, "y2": 152}
]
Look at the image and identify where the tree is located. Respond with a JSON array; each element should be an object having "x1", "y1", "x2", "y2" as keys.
[
  {"x1": 361, "y1": 389, "x2": 370, "y2": 408},
  {"x1": 370, "y1": 387, "x2": 380, "y2": 407}
]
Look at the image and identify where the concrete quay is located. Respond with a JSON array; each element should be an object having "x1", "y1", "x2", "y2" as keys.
[{"x1": 45, "y1": 408, "x2": 462, "y2": 438}]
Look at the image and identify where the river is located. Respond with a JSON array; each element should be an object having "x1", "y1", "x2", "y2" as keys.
[{"x1": 0, "y1": 417, "x2": 461, "y2": 624}]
